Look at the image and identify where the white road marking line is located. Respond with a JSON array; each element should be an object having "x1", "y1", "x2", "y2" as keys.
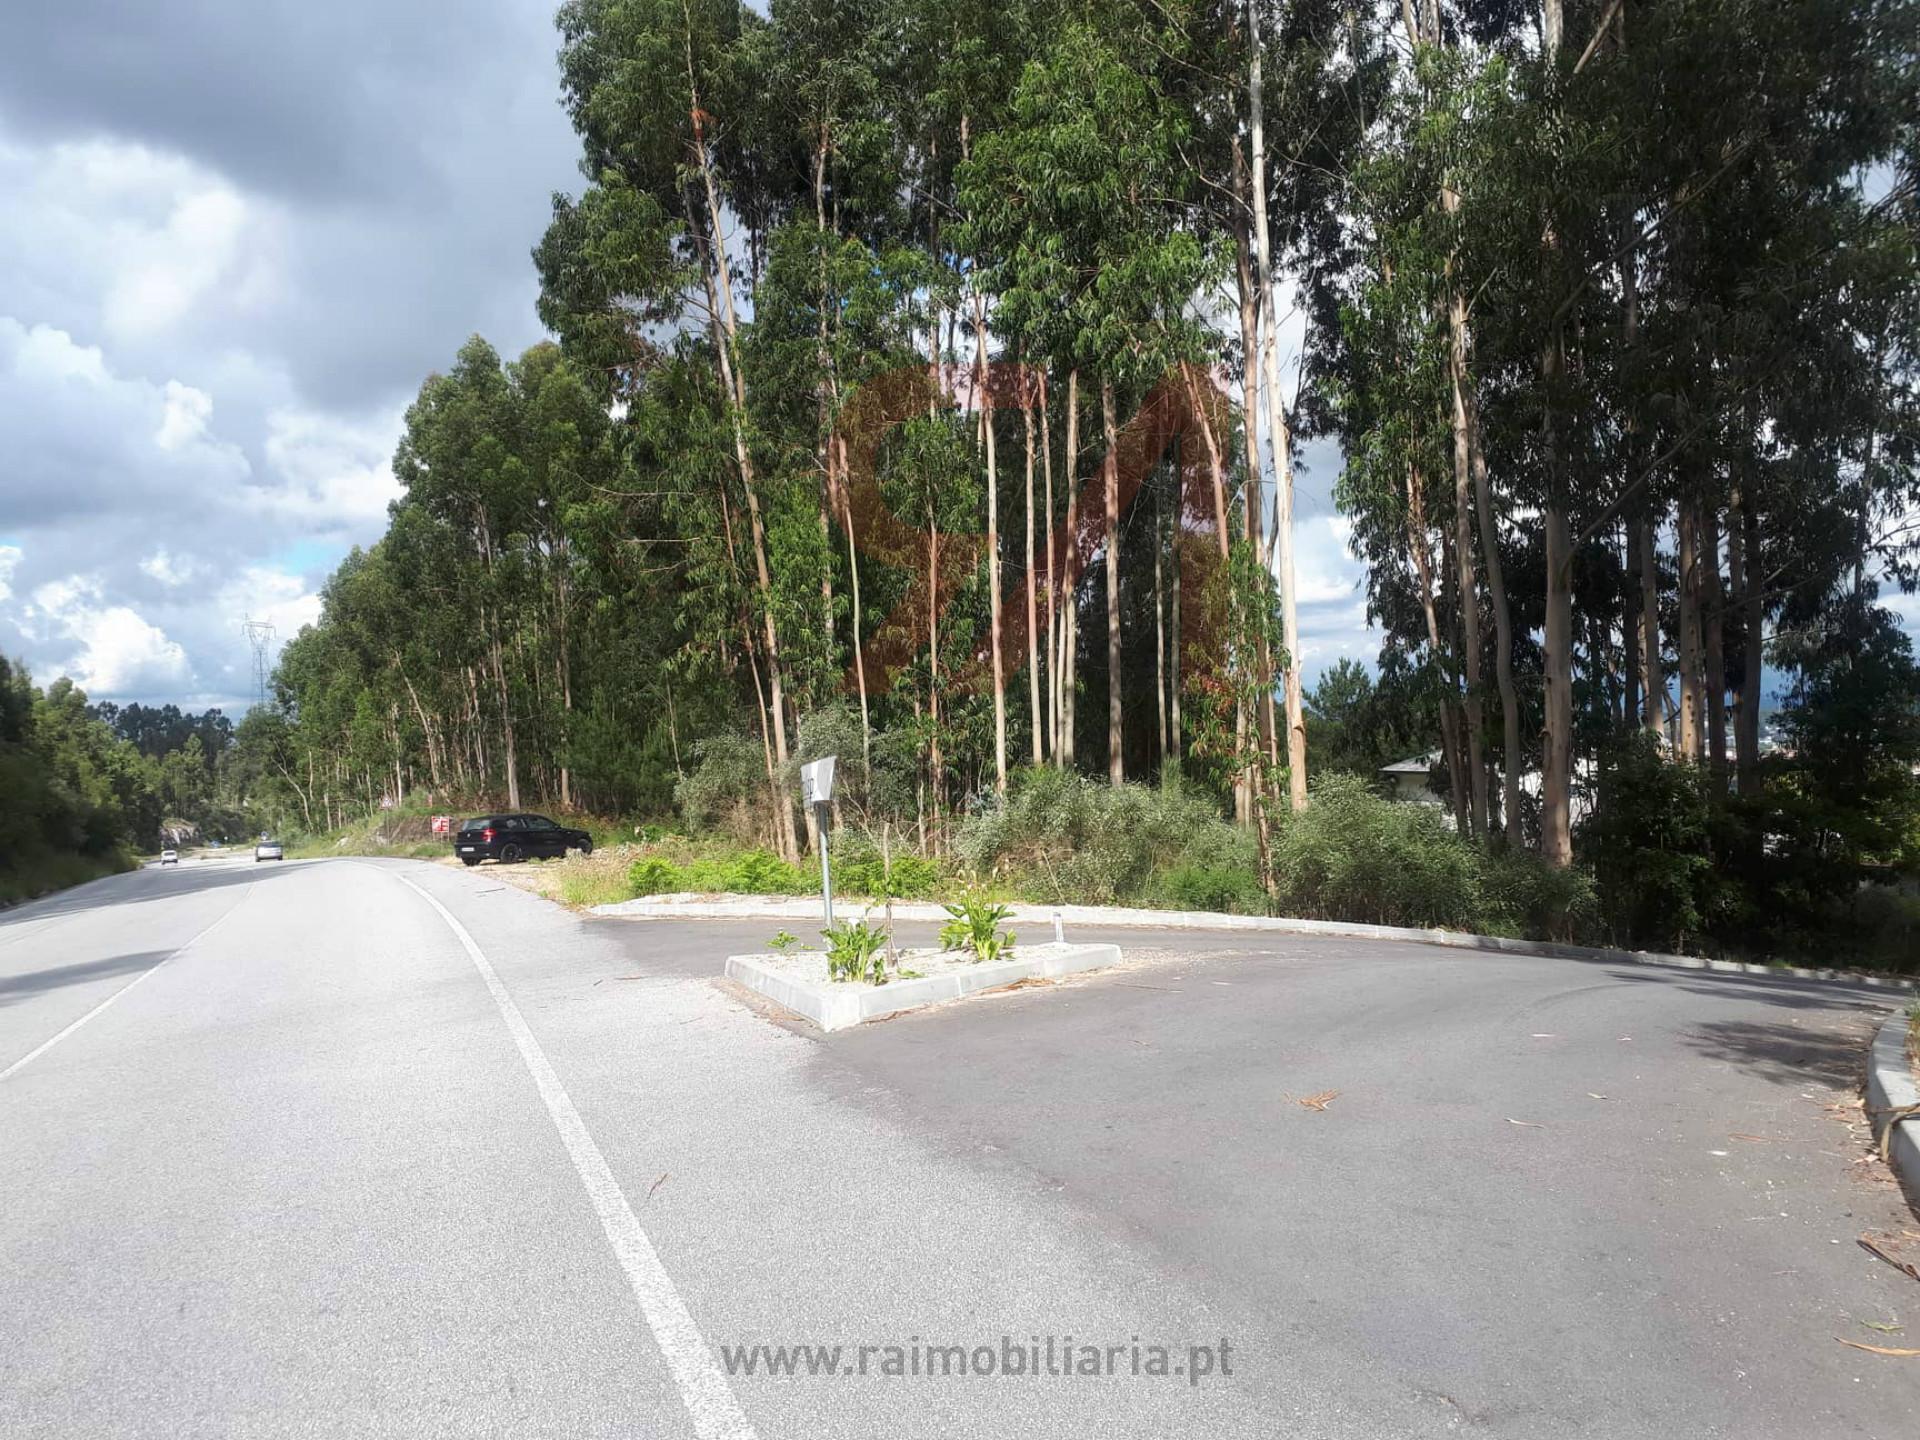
[
  {"x1": 1, "y1": 892, "x2": 250, "y2": 1082},
  {"x1": 383, "y1": 866, "x2": 757, "y2": 1440}
]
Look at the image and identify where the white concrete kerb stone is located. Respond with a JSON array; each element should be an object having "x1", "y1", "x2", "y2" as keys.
[
  {"x1": 725, "y1": 942, "x2": 1123, "y2": 1031},
  {"x1": 1865, "y1": 1007, "x2": 1920, "y2": 1209}
]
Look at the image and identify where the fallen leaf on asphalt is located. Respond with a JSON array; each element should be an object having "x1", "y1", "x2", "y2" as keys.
[
  {"x1": 1835, "y1": 1339, "x2": 1920, "y2": 1357},
  {"x1": 1299, "y1": 1090, "x2": 1339, "y2": 1112},
  {"x1": 1588, "y1": 1093, "x2": 1611, "y2": 1100},
  {"x1": 1729, "y1": 1133, "x2": 1777, "y2": 1143},
  {"x1": 1506, "y1": 1118, "x2": 1546, "y2": 1129},
  {"x1": 646, "y1": 1172, "x2": 669, "y2": 1202},
  {"x1": 1857, "y1": 1319, "x2": 1905, "y2": 1334},
  {"x1": 1859, "y1": 1237, "x2": 1920, "y2": 1284}
]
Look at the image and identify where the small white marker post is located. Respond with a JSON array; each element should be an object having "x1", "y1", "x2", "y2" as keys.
[{"x1": 801, "y1": 756, "x2": 838, "y2": 927}]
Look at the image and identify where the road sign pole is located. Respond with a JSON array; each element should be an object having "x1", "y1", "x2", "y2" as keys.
[
  {"x1": 817, "y1": 801, "x2": 833, "y2": 927},
  {"x1": 800, "y1": 756, "x2": 839, "y2": 928}
]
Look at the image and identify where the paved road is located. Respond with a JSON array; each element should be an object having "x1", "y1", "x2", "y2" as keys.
[{"x1": 3, "y1": 857, "x2": 1916, "y2": 1439}]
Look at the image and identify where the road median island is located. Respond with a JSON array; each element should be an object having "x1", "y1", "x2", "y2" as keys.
[
  {"x1": 1866, "y1": 1008, "x2": 1920, "y2": 1209},
  {"x1": 725, "y1": 941, "x2": 1123, "y2": 1031},
  {"x1": 596, "y1": 892, "x2": 1920, "y2": 993}
]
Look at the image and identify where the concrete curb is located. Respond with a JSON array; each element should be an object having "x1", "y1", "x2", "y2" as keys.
[
  {"x1": 724, "y1": 942, "x2": 1123, "y2": 1031},
  {"x1": 1865, "y1": 1008, "x2": 1920, "y2": 1210},
  {"x1": 592, "y1": 892, "x2": 1919, "y2": 992}
]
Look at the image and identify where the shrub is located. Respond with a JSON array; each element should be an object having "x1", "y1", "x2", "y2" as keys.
[
  {"x1": 1268, "y1": 774, "x2": 1489, "y2": 930},
  {"x1": 627, "y1": 857, "x2": 683, "y2": 896},
  {"x1": 1155, "y1": 862, "x2": 1267, "y2": 915},
  {"x1": 1485, "y1": 852, "x2": 1600, "y2": 944},
  {"x1": 727, "y1": 849, "x2": 807, "y2": 894},
  {"x1": 956, "y1": 767, "x2": 1253, "y2": 906},
  {"x1": 831, "y1": 836, "x2": 941, "y2": 899}
]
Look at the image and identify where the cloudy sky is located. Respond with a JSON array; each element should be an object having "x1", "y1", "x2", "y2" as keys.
[{"x1": 0, "y1": 1, "x2": 1375, "y2": 714}]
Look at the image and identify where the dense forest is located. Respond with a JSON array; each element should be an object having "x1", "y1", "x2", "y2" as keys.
[
  {"x1": 0, "y1": 659, "x2": 244, "y2": 901},
  {"x1": 215, "y1": 0, "x2": 1918, "y2": 958}
]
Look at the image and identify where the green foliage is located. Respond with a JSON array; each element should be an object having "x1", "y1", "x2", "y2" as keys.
[
  {"x1": 957, "y1": 767, "x2": 1254, "y2": 907},
  {"x1": 1268, "y1": 775, "x2": 1492, "y2": 930},
  {"x1": 627, "y1": 857, "x2": 682, "y2": 896},
  {"x1": 830, "y1": 834, "x2": 940, "y2": 899},
  {"x1": 822, "y1": 918, "x2": 889, "y2": 985},
  {"x1": 1154, "y1": 862, "x2": 1266, "y2": 915},
  {"x1": 768, "y1": 929, "x2": 802, "y2": 953},
  {"x1": 939, "y1": 896, "x2": 1016, "y2": 963}
]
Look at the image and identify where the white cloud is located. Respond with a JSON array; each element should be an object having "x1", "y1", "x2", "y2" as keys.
[
  {"x1": 0, "y1": 545, "x2": 19, "y2": 602},
  {"x1": 255, "y1": 405, "x2": 401, "y2": 532},
  {"x1": 139, "y1": 548, "x2": 196, "y2": 586},
  {"x1": 154, "y1": 379, "x2": 213, "y2": 450},
  {"x1": 24, "y1": 574, "x2": 190, "y2": 696}
]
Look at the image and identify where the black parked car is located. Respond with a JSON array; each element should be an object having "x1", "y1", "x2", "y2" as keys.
[{"x1": 454, "y1": 814, "x2": 594, "y2": 866}]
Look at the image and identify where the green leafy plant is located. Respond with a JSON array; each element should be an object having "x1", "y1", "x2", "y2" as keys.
[
  {"x1": 728, "y1": 849, "x2": 807, "y2": 895},
  {"x1": 822, "y1": 918, "x2": 889, "y2": 984},
  {"x1": 627, "y1": 856, "x2": 683, "y2": 896},
  {"x1": 940, "y1": 895, "x2": 1016, "y2": 963},
  {"x1": 767, "y1": 929, "x2": 802, "y2": 953}
]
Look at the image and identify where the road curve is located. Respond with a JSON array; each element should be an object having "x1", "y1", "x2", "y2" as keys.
[{"x1": 2, "y1": 857, "x2": 1915, "y2": 1439}]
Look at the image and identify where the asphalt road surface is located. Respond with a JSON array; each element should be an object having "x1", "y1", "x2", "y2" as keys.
[{"x1": 4, "y1": 856, "x2": 1917, "y2": 1439}]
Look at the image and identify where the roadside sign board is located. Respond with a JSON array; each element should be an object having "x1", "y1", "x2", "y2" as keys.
[
  {"x1": 801, "y1": 756, "x2": 837, "y2": 808},
  {"x1": 431, "y1": 815, "x2": 452, "y2": 836}
]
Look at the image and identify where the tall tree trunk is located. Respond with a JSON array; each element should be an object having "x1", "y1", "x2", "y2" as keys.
[
  {"x1": 1637, "y1": 510, "x2": 1662, "y2": 734},
  {"x1": 836, "y1": 436, "x2": 872, "y2": 774},
  {"x1": 1023, "y1": 369, "x2": 1043, "y2": 765},
  {"x1": 1061, "y1": 369, "x2": 1080, "y2": 766},
  {"x1": 1676, "y1": 497, "x2": 1704, "y2": 760},
  {"x1": 1703, "y1": 504, "x2": 1728, "y2": 788},
  {"x1": 685, "y1": 45, "x2": 796, "y2": 860},
  {"x1": 1407, "y1": 463, "x2": 1470, "y2": 832},
  {"x1": 1248, "y1": 3, "x2": 1306, "y2": 811},
  {"x1": 1446, "y1": 304, "x2": 1489, "y2": 842},
  {"x1": 1456, "y1": 306, "x2": 1523, "y2": 848},
  {"x1": 1231, "y1": 201, "x2": 1261, "y2": 827},
  {"x1": 1040, "y1": 371, "x2": 1060, "y2": 760},
  {"x1": 1736, "y1": 498, "x2": 1763, "y2": 792},
  {"x1": 974, "y1": 296, "x2": 1007, "y2": 793},
  {"x1": 1154, "y1": 474, "x2": 1168, "y2": 765},
  {"x1": 1537, "y1": 0, "x2": 1575, "y2": 867},
  {"x1": 1102, "y1": 377, "x2": 1124, "y2": 786}
]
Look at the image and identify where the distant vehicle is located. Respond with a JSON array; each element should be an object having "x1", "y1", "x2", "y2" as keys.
[
  {"x1": 159, "y1": 848, "x2": 179, "y2": 867},
  {"x1": 254, "y1": 839, "x2": 285, "y2": 862},
  {"x1": 455, "y1": 814, "x2": 593, "y2": 866}
]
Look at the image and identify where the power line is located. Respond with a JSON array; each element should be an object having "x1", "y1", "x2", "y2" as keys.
[{"x1": 242, "y1": 616, "x2": 276, "y2": 709}]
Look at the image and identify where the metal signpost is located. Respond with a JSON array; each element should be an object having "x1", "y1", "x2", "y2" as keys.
[{"x1": 800, "y1": 756, "x2": 837, "y2": 925}]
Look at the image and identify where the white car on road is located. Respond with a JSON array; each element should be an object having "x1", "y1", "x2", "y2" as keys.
[
  {"x1": 159, "y1": 848, "x2": 178, "y2": 867},
  {"x1": 254, "y1": 840, "x2": 284, "y2": 862}
]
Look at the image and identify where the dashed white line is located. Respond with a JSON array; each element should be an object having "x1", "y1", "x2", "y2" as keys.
[
  {"x1": 1, "y1": 892, "x2": 250, "y2": 1082},
  {"x1": 380, "y1": 865, "x2": 758, "y2": 1440}
]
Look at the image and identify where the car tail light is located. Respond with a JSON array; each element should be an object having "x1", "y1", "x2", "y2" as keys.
[{"x1": 482, "y1": 828, "x2": 494, "y2": 842}]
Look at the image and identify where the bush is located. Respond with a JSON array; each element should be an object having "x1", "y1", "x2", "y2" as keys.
[
  {"x1": 627, "y1": 857, "x2": 682, "y2": 896},
  {"x1": 830, "y1": 835, "x2": 941, "y2": 899},
  {"x1": 956, "y1": 767, "x2": 1254, "y2": 906},
  {"x1": 1485, "y1": 852, "x2": 1600, "y2": 944},
  {"x1": 1154, "y1": 862, "x2": 1267, "y2": 914},
  {"x1": 727, "y1": 849, "x2": 807, "y2": 894},
  {"x1": 1268, "y1": 774, "x2": 1490, "y2": 930}
]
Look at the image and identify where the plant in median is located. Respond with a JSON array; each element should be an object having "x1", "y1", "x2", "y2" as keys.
[
  {"x1": 767, "y1": 929, "x2": 803, "y2": 953},
  {"x1": 940, "y1": 895, "x2": 1016, "y2": 963},
  {"x1": 627, "y1": 856, "x2": 682, "y2": 896},
  {"x1": 822, "y1": 917, "x2": 889, "y2": 984}
]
